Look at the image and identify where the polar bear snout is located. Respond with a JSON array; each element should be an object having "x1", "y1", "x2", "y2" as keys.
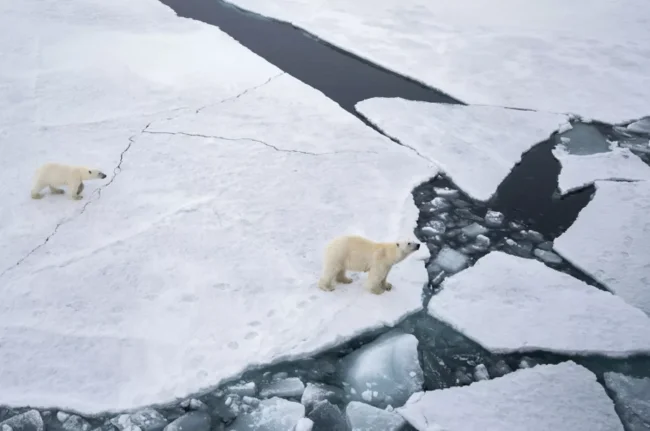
[
  {"x1": 413, "y1": 243, "x2": 420, "y2": 250},
  {"x1": 98, "y1": 172, "x2": 107, "y2": 179}
]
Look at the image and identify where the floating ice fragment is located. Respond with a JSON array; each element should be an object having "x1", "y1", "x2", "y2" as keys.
[
  {"x1": 426, "y1": 197, "x2": 451, "y2": 213},
  {"x1": 523, "y1": 230, "x2": 544, "y2": 243},
  {"x1": 345, "y1": 402, "x2": 406, "y2": 431},
  {"x1": 260, "y1": 377, "x2": 305, "y2": 399},
  {"x1": 432, "y1": 247, "x2": 469, "y2": 274},
  {"x1": 461, "y1": 223, "x2": 488, "y2": 238},
  {"x1": 473, "y1": 364, "x2": 490, "y2": 381},
  {"x1": 603, "y1": 372, "x2": 650, "y2": 431},
  {"x1": 226, "y1": 398, "x2": 304, "y2": 431},
  {"x1": 454, "y1": 369, "x2": 473, "y2": 386},
  {"x1": 300, "y1": 383, "x2": 345, "y2": 412},
  {"x1": 627, "y1": 117, "x2": 650, "y2": 135},
  {"x1": 489, "y1": 360, "x2": 512, "y2": 378},
  {"x1": 422, "y1": 221, "x2": 446, "y2": 236},
  {"x1": 434, "y1": 187, "x2": 459, "y2": 197},
  {"x1": 62, "y1": 416, "x2": 91, "y2": 431},
  {"x1": 0, "y1": 411, "x2": 44, "y2": 431},
  {"x1": 520, "y1": 357, "x2": 537, "y2": 369},
  {"x1": 339, "y1": 329, "x2": 423, "y2": 408},
  {"x1": 227, "y1": 382, "x2": 257, "y2": 397},
  {"x1": 398, "y1": 362, "x2": 625, "y2": 431},
  {"x1": 165, "y1": 412, "x2": 210, "y2": 431},
  {"x1": 361, "y1": 390, "x2": 373, "y2": 402},
  {"x1": 472, "y1": 235, "x2": 490, "y2": 251},
  {"x1": 537, "y1": 241, "x2": 553, "y2": 251},
  {"x1": 293, "y1": 418, "x2": 313, "y2": 431},
  {"x1": 504, "y1": 238, "x2": 533, "y2": 258},
  {"x1": 57, "y1": 414, "x2": 70, "y2": 423},
  {"x1": 306, "y1": 401, "x2": 347, "y2": 431},
  {"x1": 534, "y1": 248, "x2": 562, "y2": 264},
  {"x1": 484, "y1": 210, "x2": 504, "y2": 227}
]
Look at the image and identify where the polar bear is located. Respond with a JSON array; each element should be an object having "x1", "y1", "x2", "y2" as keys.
[
  {"x1": 31, "y1": 162, "x2": 107, "y2": 200},
  {"x1": 318, "y1": 235, "x2": 420, "y2": 295}
]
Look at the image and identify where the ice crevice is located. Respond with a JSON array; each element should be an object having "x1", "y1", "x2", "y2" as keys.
[
  {"x1": 142, "y1": 130, "x2": 375, "y2": 156},
  {"x1": 194, "y1": 72, "x2": 286, "y2": 114}
]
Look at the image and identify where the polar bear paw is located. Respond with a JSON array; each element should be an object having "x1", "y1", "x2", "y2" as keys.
[
  {"x1": 31, "y1": 192, "x2": 43, "y2": 200},
  {"x1": 49, "y1": 186, "x2": 65, "y2": 195},
  {"x1": 383, "y1": 282, "x2": 393, "y2": 291}
]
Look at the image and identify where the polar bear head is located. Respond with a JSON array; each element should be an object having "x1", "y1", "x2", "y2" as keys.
[
  {"x1": 79, "y1": 168, "x2": 107, "y2": 181},
  {"x1": 393, "y1": 241, "x2": 420, "y2": 263}
]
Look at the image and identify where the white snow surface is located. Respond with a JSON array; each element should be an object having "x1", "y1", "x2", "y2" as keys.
[
  {"x1": 0, "y1": 0, "x2": 435, "y2": 413},
  {"x1": 398, "y1": 361, "x2": 624, "y2": 431},
  {"x1": 555, "y1": 181, "x2": 650, "y2": 315},
  {"x1": 553, "y1": 145, "x2": 650, "y2": 194},
  {"x1": 356, "y1": 98, "x2": 568, "y2": 201},
  {"x1": 226, "y1": 0, "x2": 650, "y2": 123},
  {"x1": 428, "y1": 251, "x2": 650, "y2": 357}
]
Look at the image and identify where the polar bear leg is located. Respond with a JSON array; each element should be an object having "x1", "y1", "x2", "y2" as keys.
[
  {"x1": 49, "y1": 185, "x2": 65, "y2": 195},
  {"x1": 70, "y1": 180, "x2": 84, "y2": 200},
  {"x1": 335, "y1": 270, "x2": 353, "y2": 284},
  {"x1": 318, "y1": 262, "x2": 338, "y2": 292},
  {"x1": 31, "y1": 179, "x2": 46, "y2": 199},
  {"x1": 366, "y1": 263, "x2": 391, "y2": 295}
]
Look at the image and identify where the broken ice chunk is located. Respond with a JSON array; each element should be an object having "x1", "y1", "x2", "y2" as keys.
[
  {"x1": 489, "y1": 360, "x2": 512, "y2": 378},
  {"x1": 300, "y1": 383, "x2": 345, "y2": 412},
  {"x1": 339, "y1": 329, "x2": 423, "y2": 408},
  {"x1": 519, "y1": 357, "x2": 537, "y2": 369},
  {"x1": 537, "y1": 241, "x2": 553, "y2": 251},
  {"x1": 293, "y1": 418, "x2": 313, "y2": 431},
  {"x1": 164, "y1": 412, "x2": 210, "y2": 431},
  {"x1": 62, "y1": 416, "x2": 91, "y2": 431},
  {"x1": 421, "y1": 221, "x2": 446, "y2": 236},
  {"x1": 522, "y1": 230, "x2": 544, "y2": 243},
  {"x1": 534, "y1": 248, "x2": 562, "y2": 264},
  {"x1": 454, "y1": 368, "x2": 473, "y2": 386},
  {"x1": 306, "y1": 401, "x2": 347, "y2": 431},
  {"x1": 434, "y1": 187, "x2": 459, "y2": 198},
  {"x1": 345, "y1": 402, "x2": 406, "y2": 431},
  {"x1": 0, "y1": 411, "x2": 44, "y2": 431},
  {"x1": 556, "y1": 123, "x2": 610, "y2": 155},
  {"x1": 603, "y1": 372, "x2": 650, "y2": 431},
  {"x1": 504, "y1": 238, "x2": 533, "y2": 258},
  {"x1": 473, "y1": 364, "x2": 490, "y2": 381},
  {"x1": 472, "y1": 235, "x2": 490, "y2": 252},
  {"x1": 461, "y1": 222, "x2": 488, "y2": 238},
  {"x1": 432, "y1": 247, "x2": 469, "y2": 274},
  {"x1": 484, "y1": 210, "x2": 504, "y2": 227},
  {"x1": 627, "y1": 117, "x2": 650, "y2": 135},
  {"x1": 226, "y1": 382, "x2": 257, "y2": 397},
  {"x1": 424, "y1": 197, "x2": 451, "y2": 213},
  {"x1": 225, "y1": 398, "x2": 304, "y2": 431},
  {"x1": 259, "y1": 377, "x2": 305, "y2": 399}
]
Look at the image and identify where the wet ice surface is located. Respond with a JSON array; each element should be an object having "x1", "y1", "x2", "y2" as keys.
[
  {"x1": 604, "y1": 372, "x2": 650, "y2": 431},
  {"x1": 428, "y1": 251, "x2": 650, "y2": 357},
  {"x1": 398, "y1": 362, "x2": 624, "y2": 431},
  {"x1": 553, "y1": 122, "x2": 650, "y2": 193}
]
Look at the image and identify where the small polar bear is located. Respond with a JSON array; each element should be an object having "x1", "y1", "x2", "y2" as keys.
[
  {"x1": 31, "y1": 162, "x2": 107, "y2": 200},
  {"x1": 318, "y1": 235, "x2": 420, "y2": 295}
]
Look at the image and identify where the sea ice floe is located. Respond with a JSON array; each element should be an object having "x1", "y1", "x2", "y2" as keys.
[
  {"x1": 603, "y1": 372, "x2": 650, "y2": 431},
  {"x1": 428, "y1": 251, "x2": 650, "y2": 356},
  {"x1": 345, "y1": 402, "x2": 406, "y2": 431}
]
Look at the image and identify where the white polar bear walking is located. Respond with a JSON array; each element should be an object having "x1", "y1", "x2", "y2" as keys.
[
  {"x1": 31, "y1": 162, "x2": 107, "y2": 200},
  {"x1": 318, "y1": 235, "x2": 420, "y2": 295}
]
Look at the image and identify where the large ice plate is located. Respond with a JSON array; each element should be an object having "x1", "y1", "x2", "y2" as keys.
[
  {"x1": 0, "y1": 0, "x2": 433, "y2": 413},
  {"x1": 428, "y1": 251, "x2": 650, "y2": 356},
  {"x1": 398, "y1": 361, "x2": 624, "y2": 431},
  {"x1": 555, "y1": 181, "x2": 650, "y2": 315}
]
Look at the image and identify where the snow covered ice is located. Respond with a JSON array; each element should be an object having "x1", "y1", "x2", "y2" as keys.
[
  {"x1": 0, "y1": 0, "x2": 434, "y2": 413},
  {"x1": 627, "y1": 117, "x2": 650, "y2": 135},
  {"x1": 398, "y1": 361, "x2": 624, "y2": 431},
  {"x1": 226, "y1": 0, "x2": 650, "y2": 123},
  {"x1": 345, "y1": 402, "x2": 406, "y2": 431},
  {"x1": 431, "y1": 247, "x2": 469, "y2": 275},
  {"x1": 338, "y1": 330, "x2": 424, "y2": 408},
  {"x1": 553, "y1": 144, "x2": 650, "y2": 194},
  {"x1": 604, "y1": 372, "x2": 650, "y2": 431},
  {"x1": 428, "y1": 251, "x2": 650, "y2": 357},
  {"x1": 356, "y1": 99, "x2": 568, "y2": 201},
  {"x1": 555, "y1": 181, "x2": 650, "y2": 315}
]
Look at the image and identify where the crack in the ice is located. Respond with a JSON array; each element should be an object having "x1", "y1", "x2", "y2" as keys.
[
  {"x1": 195, "y1": 72, "x2": 286, "y2": 114},
  {"x1": 143, "y1": 130, "x2": 376, "y2": 156},
  {"x1": 0, "y1": 123, "x2": 151, "y2": 278}
]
